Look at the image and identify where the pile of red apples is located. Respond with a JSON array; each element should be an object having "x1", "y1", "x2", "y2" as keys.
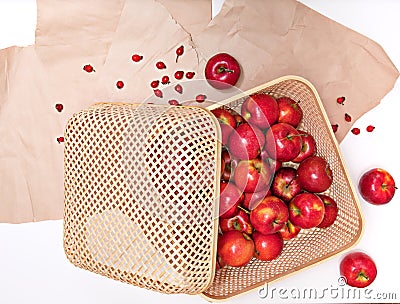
[{"x1": 213, "y1": 93, "x2": 338, "y2": 269}]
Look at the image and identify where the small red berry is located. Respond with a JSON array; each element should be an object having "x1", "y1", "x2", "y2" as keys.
[
  {"x1": 186, "y1": 71, "x2": 195, "y2": 79},
  {"x1": 57, "y1": 136, "x2": 65, "y2": 143},
  {"x1": 150, "y1": 80, "x2": 159, "y2": 88},
  {"x1": 174, "y1": 84, "x2": 183, "y2": 94},
  {"x1": 196, "y1": 94, "x2": 207, "y2": 103},
  {"x1": 156, "y1": 61, "x2": 166, "y2": 69},
  {"x1": 154, "y1": 89, "x2": 163, "y2": 98},
  {"x1": 344, "y1": 113, "x2": 352, "y2": 122},
  {"x1": 168, "y1": 99, "x2": 180, "y2": 106},
  {"x1": 176, "y1": 45, "x2": 184, "y2": 63},
  {"x1": 351, "y1": 128, "x2": 360, "y2": 135},
  {"x1": 116, "y1": 80, "x2": 124, "y2": 89},
  {"x1": 174, "y1": 71, "x2": 184, "y2": 80},
  {"x1": 331, "y1": 124, "x2": 338, "y2": 133},
  {"x1": 83, "y1": 64, "x2": 95, "y2": 73},
  {"x1": 161, "y1": 75, "x2": 170, "y2": 85},
  {"x1": 337, "y1": 96, "x2": 346, "y2": 105},
  {"x1": 366, "y1": 125, "x2": 375, "y2": 132},
  {"x1": 131, "y1": 54, "x2": 143, "y2": 62},
  {"x1": 55, "y1": 103, "x2": 64, "y2": 112}
]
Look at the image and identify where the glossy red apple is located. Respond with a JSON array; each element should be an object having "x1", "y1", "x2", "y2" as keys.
[
  {"x1": 234, "y1": 158, "x2": 272, "y2": 193},
  {"x1": 292, "y1": 130, "x2": 317, "y2": 163},
  {"x1": 217, "y1": 230, "x2": 254, "y2": 267},
  {"x1": 219, "y1": 123, "x2": 235, "y2": 146},
  {"x1": 271, "y1": 166, "x2": 302, "y2": 203},
  {"x1": 279, "y1": 220, "x2": 301, "y2": 241},
  {"x1": 227, "y1": 123, "x2": 264, "y2": 160},
  {"x1": 243, "y1": 190, "x2": 270, "y2": 210},
  {"x1": 276, "y1": 96, "x2": 303, "y2": 128},
  {"x1": 211, "y1": 108, "x2": 237, "y2": 128},
  {"x1": 219, "y1": 182, "x2": 243, "y2": 219},
  {"x1": 250, "y1": 196, "x2": 289, "y2": 235},
  {"x1": 340, "y1": 251, "x2": 377, "y2": 288},
  {"x1": 358, "y1": 168, "x2": 396, "y2": 205},
  {"x1": 317, "y1": 194, "x2": 339, "y2": 228},
  {"x1": 288, "y1": 193, "x2": 325, "y2": 229},
  {"x1": 297, "y1": 156, "x2": 333, "y2": 193},
  {"x1": 265, "y1": 123, "x2": 303, "y2": 162},
  {"x1": 241, "y1": 93, "x2": 279, "y2": 129},
  {"x1": 253, "y1": 231, "x2": 284, "y2": 261},
  {"x1": 205, "y1": 53, "x2": 241, "y2": 90},
  {"x1": 219, "y1": 209, "x2": 253, "y2": 235}
]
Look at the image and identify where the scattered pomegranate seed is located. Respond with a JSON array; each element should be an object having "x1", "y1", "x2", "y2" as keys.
[
  {"x1": 131, "y1": 54, "x2": 143, "y2": 62},
  {"x1": 55, "y1": 103, "x2": 64, "y2": 112},
  {"x1": 161, "y1": 75, "x2": 170, "y2": 85},
  {"x1": 176, "y1": 45, "x2": 184, "y2": 63},
  {"x1": 196, "y1": 94, "x2": 207, "y2": 103},
  {"x1": 337, "y1": 96, "x2": 346, "y2": 105},
  {"x1": 344, "y1": 113, "x2": 352, "y2": 122},
  {"x1": 366, "y1": 125, "x2": 375, "y2": 132},
  {"x1": 186, "y1": 71, "x2": 195, "y2": 79},
  {"x1": 57, "y1": 136, "x2": 65, "y2": 143},
  {"x1": 83, "y1": 64, "x2": 95, "y2": 73},
  {"x1": 168, "y1": 99, "x2": 180, "y2": 106},
  {"x1": 331, "y1": 124, "x2": 338, "y2": 133},
  {"x1": 174, "y1": 71, "x2": 184, "y2": 80},
  {"x1": 154, "y1": 89, "x2": 163, "y2": 98},
  {"x1": 116, "y1": 80, "x2": 124, "y2": 89},
  {"x1": 174, "y1": 84, "x2": 183, "y2": 94},
  {"x1": 150, "y1": 80, "x2": 159, "y2": 88},
  {"x1": 351, "y1": 128, "x2": 360, "y2": 135},
  {"x1": 156, "y1": 61, "x2": 166, "y2": 69}
]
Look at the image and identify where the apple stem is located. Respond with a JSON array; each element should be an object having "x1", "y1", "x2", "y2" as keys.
[
  {"x1": 217, "y1": 66, "x2": 234, "y2": 74},
  {"x1": 237, "y1": 205, "x2": 250, "y2": 214},
  {"x1": 383, "y1": 184, "x2": 398, "y2": 190},
  {"x1": 357, "y1": 272, "x2": 369, "y2": 281},
  {"x1": 280, "y1": 133, "x2": 308, "y2": 141}
]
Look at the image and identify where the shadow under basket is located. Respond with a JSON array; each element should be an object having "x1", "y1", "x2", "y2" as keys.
[{"x1": 63, "y1": 75, "x2": 363, "y2": 301}]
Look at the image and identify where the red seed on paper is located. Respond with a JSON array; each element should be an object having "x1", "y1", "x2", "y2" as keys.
[
  {"x1": 150, "y1": 80, "x2": 159, "y2": 88},
  {"x1": 345, "y1": 113, "x2": 352, "y2": 122},
  {"x1": 174, "y1": 84, "x2": 183, "y2": 94},
  {"x1": 331, "y1": 124, "x2": 338, "y2": 133},
  {"x1": 161, "y1": 75, "x2": 170, "y2": 85},
  {"x1": 337, "y1": 96, "x2": 346, "y2": 105},
  {"x1": 154, "y1": 89, "x2": 163, "y2": 98},
  {"x1": 57, "y1": 136, "x2": 65, "y2": 143},
  {"x1": 186, "y1": 71, "x2": 195, "y2": 79},
  {"x1": 196, "y1": 94, "x2": 207, "y2": 103},
  {"x1": 116, "y1": 80, "x2": 124, "y2": 89},
  {"x1": 176, "y1": 45, "x2": 184, "y2": 63},
  {"x1": 366, "y1": 125, "x2": 375, "y2": 132},
  {"x1": 83, "y1": 64, "x2": 95, "y2": 73},
  {"x1": 55, "y1": 103, "x2": 64, "y2": 112},
  {"x1": 174, "y1": 71, "x2": 184, "y2": 80},
  {"x1": 131, "y1": 54, "x2": 143, "y2": 62},
  {"x1": 351, "y1": 128, "x2": 360, "y2": 135},
  {"x1": 156, "y1": 61, "x2": 166, "y2": 69},
  {"x1": 168, "y1": 99, "x2": 180, "y2": 106}
]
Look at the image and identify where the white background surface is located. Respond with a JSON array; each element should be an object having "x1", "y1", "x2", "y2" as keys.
[{"x1": 1, "y1": 0, "x2": 400, "y2": 303}]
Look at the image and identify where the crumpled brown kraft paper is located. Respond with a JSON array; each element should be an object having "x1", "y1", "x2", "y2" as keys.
[{"x1": 193, "y1": 0, "x2": 399, "y2": 142}]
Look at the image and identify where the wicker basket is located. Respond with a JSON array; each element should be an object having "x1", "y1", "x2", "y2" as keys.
[{"x1": 63, "y1": 76, "x2": 363, "y2": 300}]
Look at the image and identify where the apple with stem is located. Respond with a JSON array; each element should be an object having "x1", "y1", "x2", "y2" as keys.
[
  {"x1": 340, "y1": 251, "x2": 377, "y2": 288},
  {"x1": 271, "y1": 166, "x2": 302, "y2": 203},
  {"x1": 292, "y1": 130, "x2": 317, "y2": 163},
  {"x1": 241, "y1": 93, "x2": 279, "y2": 129},
  {"x1": 297, "y1": 156, "x2": 333, "y2": 193},
  {"x1": 205, "y1": 53, "x2": 241, "y2": 90},
  {"x1": 234, "y1": 158, "x2": 273, "y2": 193},
  {"x1": 219, "y1": 209, "x2": 253, "y2": 235},
  {"x1": 253, "y1": 231, "x2": 284, "y2": 261},
  {"x1": 276, "y1": 96, "x2": 303, "y2": 128},
  {"x1": 317, "y1": 194, "x2": 339, "y2": 228},
  {"x1": 279, "y1": 220, "x2": 301, "y2": 241},
  {"x1": 217, "y1": 230, "x2": 254, "y2": 267},
  {"x1": 288, "y1": 193, "x2": 325, "y2": 229},
  {"x1": 358, "y1": 168, "x2": 396, "y2": 205}
]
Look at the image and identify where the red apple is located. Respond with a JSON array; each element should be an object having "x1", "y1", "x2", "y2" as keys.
[
  {"x1": 261, "y1": 153, "x2": 282, "y2": 173},
  {"x1": 250, "y1": 196, "x2": 289, "y2": 235},
  {"x1": 234, "y1": 114, "x2": 245, "y2": 127},
  {"x1": 219, "y1": 182, "x2": 243, "y2": 219},
  {"x1": 205, "y1": 53, "x2": 241, "y2": 90},
  {"x1": 292, "y1": 130, "x2": 317, "y2": 163},
  {"x1": 340, "y1": 251, "x2": 377, "y2": 288},
  {"x1": 288, "y1": 193, "x2": 325, "y2": 229},
  {"x1": 279, "y1": 220, "x2": 301, "y2": 241},
  {"x1": 227, "y1": 123, "x2": 264, "y2": 160},
  {"x1": 211, "y1": 108, "x2": 237, "y2": 128},
  {"x1": 219, "y1": 209, "x2": 253, "y2": 235},
  {"x1": 217, "y1": 230, "x2": 254, "y2": 267},
  {"x1": 271, "y1": 166, "x2": 302, "y2": 203},
  {"x1": 243, "y1": 190, "x2": 270, "y2": 210},
  {"x1": 241, "y1": 93, "x2": 279, "y2": 129},
  {"x1": 253, "y1": 231, "x2": 284, "y2": 261},
  {"x1": 234, "y1": 158, "x2": 272, "y2": 193},
  {"x1": 358, "y1": 168, "x2": 396, "y2": 205},
  {"x1": 265, "y1": 123, "x2": 303, "y2": 162},
  {"x1": 219, "y1": 123, "x2": 235, "y2": 146},
  {"x1": 317, "y1": 194, "x2": 339, "y2": 228},
  {"x1": 276, "y1": 96, "x2": 303, "y2": 128},
  {"x1": 297, "y1": 156, "x2": 333, "y2": 193}
]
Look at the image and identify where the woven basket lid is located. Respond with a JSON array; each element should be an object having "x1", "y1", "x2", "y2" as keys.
[{"x1": 64, "y1": 103, "x2": 221, "y2": 294}]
